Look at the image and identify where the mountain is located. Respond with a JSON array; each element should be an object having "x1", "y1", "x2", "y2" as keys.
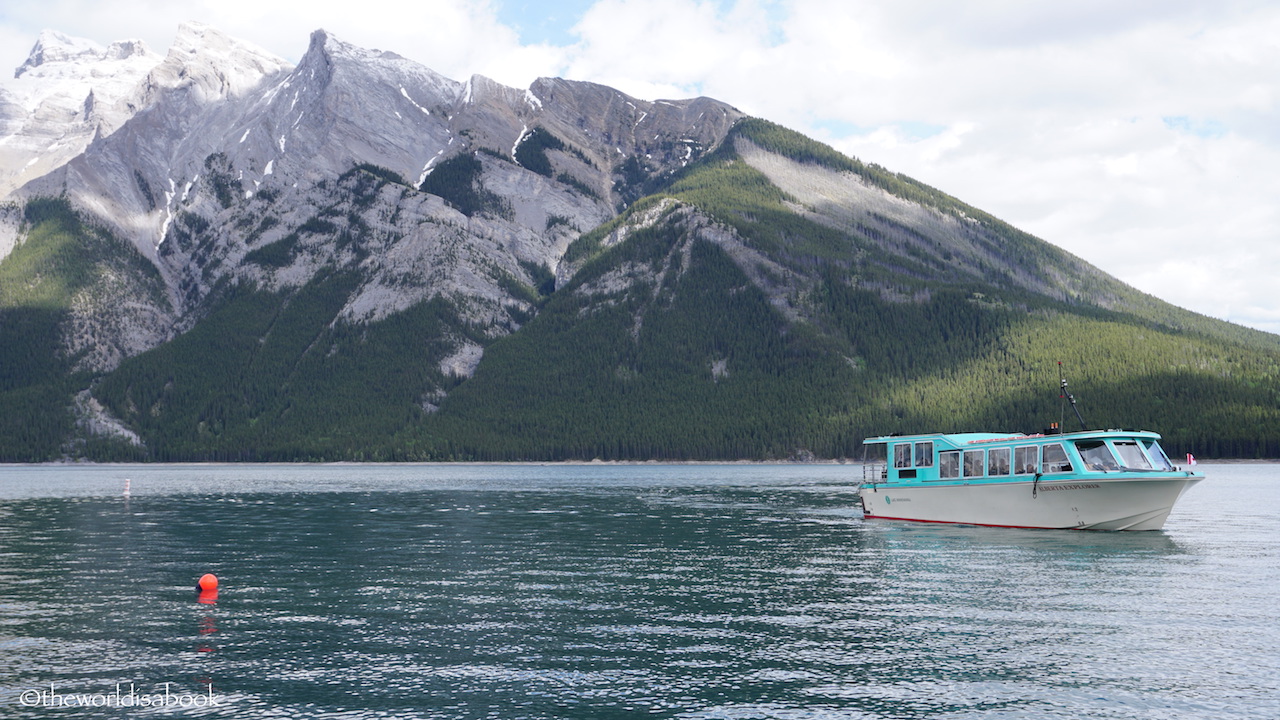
[
  {"x1": 0, "y1": 30, "x2": 161, "y2": 202},
  {"x1": 2, "y1": 24, "x2": 1278, "y2": 462}
]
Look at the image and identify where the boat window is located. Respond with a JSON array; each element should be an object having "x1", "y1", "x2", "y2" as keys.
[
  {"x1": 1112, "y1": 441, "x2": 1153, "y2": 470},
  {"x1": 894, "y1": 443, "x2": 912, "y2": 468},
  {"x1": 915, "y1": 441, "x2": 934, "y2": 467},
  {"x1": 1014, "y1": 446, "x2": 1039, "y2": 475},
  {"x1": 1076, "y1": 440, "x2": 1119, "y2": 471},
  {"x1": 940, "y1": 451, "x2": 960, "y2": 479},
  {"x1": 963, "y1": 449, "x2": 985, "y2": 478},
  {"x1": 1142, "y1": 440, "x2": 1176, "y2": 471},
  {"x1": 1041, "y1": 443, "x2": 1073, "y2": 473},
  {"x1": 988, "y1": 447, "x2": 1011, "y2": 476}
]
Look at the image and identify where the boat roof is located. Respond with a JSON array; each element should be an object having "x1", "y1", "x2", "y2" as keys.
[{"x1": 863, "y1": 429, "x2": 1163, "y2": 446}]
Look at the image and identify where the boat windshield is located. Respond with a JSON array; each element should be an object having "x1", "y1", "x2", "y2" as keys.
[
  {"x1": 1142, "y1": 440, "x2": 1177, "y2": 471},
  {"x1": 1112, "y1": 440, "x2": 1153, "y2": 470},
  {"x1": 1076, "y1": 440, "x2": 1120, "y2": 471}
]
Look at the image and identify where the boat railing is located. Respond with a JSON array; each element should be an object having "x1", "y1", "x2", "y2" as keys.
[{"x1": 863, "y1": 463, "x2": 887, "y2": 483}]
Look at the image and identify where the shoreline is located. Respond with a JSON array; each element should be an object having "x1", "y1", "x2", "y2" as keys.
[
  {"x1": 3, "y1": 458, "x2": 1271, "y2": 469},
  {"x1": 2, "y1": 458, "x2": 859, "y2": 468}
]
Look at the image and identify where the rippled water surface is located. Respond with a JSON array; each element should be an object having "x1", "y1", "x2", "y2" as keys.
[{"x1": 0, "y1": 462, "x2": 1276, "y2": 719}]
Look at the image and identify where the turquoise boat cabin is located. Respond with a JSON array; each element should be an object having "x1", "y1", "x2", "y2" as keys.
[{"x1": 863, "y1": 430, "x2": 1182, "y2": 484}]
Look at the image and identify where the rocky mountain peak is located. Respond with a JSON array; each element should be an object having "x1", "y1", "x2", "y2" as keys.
[
  {"x1": 303, "y1": 28, "x2": 343, "y2": 64},
  {"x1": 17, "y1": 30, "x2": 116, "y2": 77},
  {"x1": 142, "y1": 22, "x2": 291, "y2": 104},
  {"x1": 306, "y1": 28, "x2": 409, "y2": 65},
  {"x1": 297, "y1": 27, "x2": 460, "y2": 103},
  {"x1": 10, "y1": 30, "x2": 159, "y2": 91},
  {"x1": 104, "y1": 38, "x2": 151, "y2": 61},
  {"x1": 14, "y1": 30, "x2": 154, "y2": 82},
  {"x1": 1, "y1": 30, "x2": 162, "y2": 199}
]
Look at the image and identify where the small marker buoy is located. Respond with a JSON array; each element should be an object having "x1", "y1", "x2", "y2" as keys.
[{"x1": 197, "y1": 573, "x2": 219, "y2": 604}]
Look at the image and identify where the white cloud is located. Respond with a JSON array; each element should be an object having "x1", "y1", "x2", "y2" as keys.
[
  {"x1": 562, "y1": 0, "x2": 776, "y2": 100},
  {"x1": 2, "y1": 0, "x2": 1278, "y2": 333}
]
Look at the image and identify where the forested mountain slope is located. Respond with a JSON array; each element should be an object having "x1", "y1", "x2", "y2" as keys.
[{"x1": 395, "y1": 120, "x2": 1280, "y2": 460}]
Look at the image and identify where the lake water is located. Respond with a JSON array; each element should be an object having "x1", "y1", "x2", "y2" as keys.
[{"x1": 0, "y1": 462, "x2": 1275, "y2": 719}]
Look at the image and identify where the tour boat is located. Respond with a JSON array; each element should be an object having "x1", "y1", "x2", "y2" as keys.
[{"x1": 858, "y1": 428, "x2": 1203, "y2": 530}]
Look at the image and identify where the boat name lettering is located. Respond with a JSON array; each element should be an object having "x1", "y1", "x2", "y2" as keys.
[{"x1": 1040, "y1": 483, "x2": 1101, "y2": 491}]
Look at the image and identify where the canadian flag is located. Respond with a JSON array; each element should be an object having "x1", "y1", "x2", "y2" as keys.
[{"x1": 1186, "y1": 453, "x2": 1197, "y2": 466}]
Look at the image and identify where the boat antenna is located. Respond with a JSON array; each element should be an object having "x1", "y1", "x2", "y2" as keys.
[{"x1": 1058, "y1": 361, "x2": 1088, "y2": 431}]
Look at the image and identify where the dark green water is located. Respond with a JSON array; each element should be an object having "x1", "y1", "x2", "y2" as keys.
[{"x1": 0, "y1": 463, "x2": 1275, "y2": 718}]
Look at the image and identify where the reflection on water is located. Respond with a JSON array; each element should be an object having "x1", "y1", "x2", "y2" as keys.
[{"x1": 0, "y1": 463, "x2": 1275, "y2": 719}]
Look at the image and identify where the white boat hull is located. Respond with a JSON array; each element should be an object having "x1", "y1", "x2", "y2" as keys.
[{"x1": 860, "y1": 473, "x2": 1202, "y2": 530}]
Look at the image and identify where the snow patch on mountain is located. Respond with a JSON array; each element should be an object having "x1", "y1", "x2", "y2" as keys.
[
  {"x1": 400, "y1": 87, "x2": 431, "y2": 115},
  {"x1": 512, "y1": 124, "x2": 530, "y2": 156}
]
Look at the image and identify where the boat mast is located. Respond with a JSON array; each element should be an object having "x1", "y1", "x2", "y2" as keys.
[{"x1": 1058, "y1": 362, "x2": 1088, "y2": 431}]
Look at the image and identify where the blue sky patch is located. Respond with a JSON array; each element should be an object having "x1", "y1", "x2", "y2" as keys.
[
  {"x1": 1162, "y1": 116, "x2": 1227, "y2": 138},
  {"x1": 495, "y1": 0, "x2": 790, "y2": 47},
  {"x1": 896, "y1": 121, "x2": 947, "y2": 140},
  {"x1": 811, "y1": 118, "x2": 947, "y2": 141},
  {"x1": 497, "y1": 0, "x2": 598, "y2": 46},
  {"x1": 811, "y1": 118, "x2": 870, "y2": 137}
]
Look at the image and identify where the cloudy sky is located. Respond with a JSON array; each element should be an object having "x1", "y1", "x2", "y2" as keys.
[{"x1": 2, "y1": 1, "x2": 1277, "y2": 332}]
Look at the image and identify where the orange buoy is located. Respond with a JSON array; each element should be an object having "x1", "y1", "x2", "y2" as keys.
[{"x1": 197, "y1": 573, "x2": 219, "y2": 605}]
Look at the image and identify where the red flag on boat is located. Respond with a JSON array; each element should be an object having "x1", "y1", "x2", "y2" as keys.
[{"x1": 1186, "y1": 453, "x2": 1197, "y2": 466}]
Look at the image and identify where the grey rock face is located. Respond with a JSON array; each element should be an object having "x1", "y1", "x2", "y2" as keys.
[{"x1": 4, "y1": 23, "x2": 743, "y2": 379}]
